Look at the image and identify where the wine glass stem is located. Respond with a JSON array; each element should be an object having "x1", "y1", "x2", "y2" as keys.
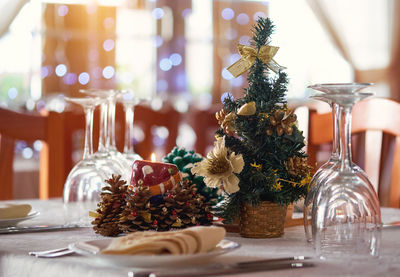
[
  {"x1": 339, "y1": 105, "x2": 353, "y2": 172},
  {"x1": 332, "y1": 103, "x2": 340, "y2": 159},
  {"x1": 123, "y1": 104, "x2": 135, "y2": 154},
  {"x1": 108, "y1": 97, "x2": 117, "y2": 151},
  {"x1": 98, "y1": 102, "x2": 108, "y2": 153},
  {"x1": 82, "y1": 106, "x2": 94, "y2": 160}
]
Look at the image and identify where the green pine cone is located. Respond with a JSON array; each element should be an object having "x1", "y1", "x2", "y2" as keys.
[{"x1": 162, "y1": 147, "x2": 222, "y2": 205}]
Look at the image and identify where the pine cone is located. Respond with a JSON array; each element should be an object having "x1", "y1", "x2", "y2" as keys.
[
  {"x1": 119, "y1": 185, "x2": 157, "y2": 233},
  {"x1": 159, "y1": 180, "x2": 213, "y2": 229},
  {"x1": 268, "y1": 109, "x2": 297, "y2": 136},
  {"x1": 150, "y1": 205, "x2": 171, "y2": 231},
  {"x1": 92, "y1": 174, "x2": 127, "y2": 236},
  {"x1": 285, "y1": 156, "x2": 310, "y2": 177}
]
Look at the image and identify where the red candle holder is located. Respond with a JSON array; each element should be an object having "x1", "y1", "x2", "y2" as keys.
[{"x1": 128, "y1": 160, "x2": 182, "y2": 196}]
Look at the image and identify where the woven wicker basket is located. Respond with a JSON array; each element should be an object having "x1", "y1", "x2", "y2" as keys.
[{"x1": 239, "y1": 201, "x2": 287, "y2": 238}]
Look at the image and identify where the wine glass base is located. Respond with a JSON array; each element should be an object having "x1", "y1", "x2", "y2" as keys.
[{"x1": 63, "y1": 201, "x2": 97, "y2": 227}]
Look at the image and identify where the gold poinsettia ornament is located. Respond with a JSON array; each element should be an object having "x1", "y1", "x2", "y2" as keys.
[{"x1": 191, "y1": 136, "x2": 244, "y2": 194}]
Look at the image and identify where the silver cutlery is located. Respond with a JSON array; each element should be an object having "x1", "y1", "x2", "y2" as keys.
[
  {"x1": 0, "y1": 224, "x2": 81, "y2": 234},
  {"x1": 29, "y1": 247, "x2": 75, "y2": 258},
  {"x1": 31, "y1": 249, "x2": 75, "y2": 258},
  {"x1": 29, "y1": 247, "x2": 69, "y2": 256},
  {"x1": 129, "y1": 256, "x2": 314, "y2": 277}
]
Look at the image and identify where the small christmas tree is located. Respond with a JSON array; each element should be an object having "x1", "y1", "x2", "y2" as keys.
[
  {"x1": 92, "y1": 174, "x2": 127, "y2": 236},
  {"x1": 191, "y1": 18, "x2": 311, "y2": 224}
]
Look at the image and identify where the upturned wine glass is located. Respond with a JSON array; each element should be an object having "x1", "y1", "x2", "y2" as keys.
[
  {"x1": 309, "y1": 89, "x2": 381, "y2": 259},
  {"x1": 80, "y1": 89, "x2": 131, "y2": 180},
  {"x1": 63, "y1": 96, "x2": 108, "y2": 226},
  {"x1": 304, "y1": 83, "x2": 377, "y2": 243}
]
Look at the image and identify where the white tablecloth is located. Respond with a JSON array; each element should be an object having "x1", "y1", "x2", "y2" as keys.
[{"x1": 1, "y1": 199, "x2": 400, "y2": 277}]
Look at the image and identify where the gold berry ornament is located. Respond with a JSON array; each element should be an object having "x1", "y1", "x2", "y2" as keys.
[
  {"x1": 285, "y1": 156, "x2": 310, "y2": 178},
  {"x1": 237, "y1": 101, "x2": 256, "y2": 116}
]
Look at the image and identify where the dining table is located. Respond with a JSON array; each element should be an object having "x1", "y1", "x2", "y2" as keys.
[{"x1": 1, "y1": 198, "x2": 400, "y2": 277}]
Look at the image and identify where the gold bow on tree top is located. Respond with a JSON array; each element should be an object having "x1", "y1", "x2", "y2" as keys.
[{"x1": 227, "y1": 44, "x2": 285, "y2": 77}]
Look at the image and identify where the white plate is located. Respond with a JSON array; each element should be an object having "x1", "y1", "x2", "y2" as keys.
[
  {"x1": 0, "y1": 211, "x2": 40, "y2": 227},
  {"x1": 69, "y1": 238, "x2": 240, "y2": 268}
]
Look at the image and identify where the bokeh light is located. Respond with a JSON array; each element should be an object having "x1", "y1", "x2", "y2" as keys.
[
  {"x1": 103, "y1": 39, "x2": 115, "y2": 52},
  {"x1": 225, "y1": 29, "x2": 238, "y2": 40},
  {"x1": 229, "y1": 53, "x2": 241, "y2": 64},
  {"x1": 58, "y1": 5, "x2": 68, "y2": 17},
  {"x1": 221, "y1": 68, "x2": 233, "y2": 80},
  {"x1": 153, "y1": 126, "x2": 169, "y2": 140},
  {"x1": 33, "y1": 140, "x2": 43, "y2": 152},
  {"x1": 132, "y1": 126, "x2": 145, "y2": 143},
  {"x1": 231, "y1": 75, "x2": 244, "y2": 87},
  {"x1": 78, "y1": 72, "x2": 90, "y2": 85},
  {"x1": 26, "y1": 99, "x2": 35, "y2": 111},
  {"x1": 63, "y1": 73, "x2": 77, "y2": 85},
  {"x1": 154, "y1": 35, "x2": 163, "y2": 48},
  {"x1": 221, "y1": 8, "x2": 234, "y2": 20},
  {"x1": 36, "y1": 100, "x2": 46, "y2": 112},
  {"x1": 174, "y1": 98, "x2": 189, "y2": 113},
  {"x1": 102, "y1": 66, "x2": 115, "y2": 79},
  {"x1": 236, "y1": 13, "x2": 249, "y2": 25},
  {"x1": 152, "y1": 8, "x2": 164, "y2": 20},
  {"x1": 221, "y1": 92, "x2": 233, "y2": 103},
  {"x1": 174, "y1": 72, "x2": 187, "y2": 90},
  {"x1": 41, "y1": 66, "x2": 50, "y2": 78},
  {"x1": 170, "y1": 53, "x2": 182, "y2": 66},
  {"x1": 253, "y1": 11, "x2": 266, "y2": 21},
  {"x1": 182, "y1": 8, "x2": 192, "y2": 18},
  {"x1": 103, "y1": 17, "x2": 115, "y2": 29},
  {"x1": 22, "y1": 147, "x2": 33, "y2": 159},
  {"x1": 8, "y1": 87, "x2": 18, "y2": 99},
  {"x1": 46, "y1": 96, "x2": 66, "y2": 113},
  {"x1": 160, "y1": 58, "x2": 172, "y2": 71},
  {"x1": 55, "y1": 64, "x2": 67, "y2": 77},
  {"x1": 239, "y1": 35, "x2": 251, "y2": 45},
  {"x1": 150, "y1": 97, "x2": 163, "y2": 111}
]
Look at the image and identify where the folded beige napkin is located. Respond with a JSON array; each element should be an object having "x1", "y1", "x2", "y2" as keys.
[
  {"x1": 0, "y1": 204, "x2": 32, "y2": 219},
  {"x1": 101, "y1": 226, "x2": 226, "y2": 255}
]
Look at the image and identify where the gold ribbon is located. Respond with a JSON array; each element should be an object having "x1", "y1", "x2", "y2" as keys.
[{"x1": 227, "y1": 44, "x2": 285, "y2": 77}]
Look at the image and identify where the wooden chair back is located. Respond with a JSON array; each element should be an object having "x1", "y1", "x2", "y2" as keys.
[
  {"x1": 307, "y1": 98, "x2": 400, "y2": 207},
  {"x1": 0, "y1": 107, "x2": 67, "y2": 200},
  {"x1": 187, "y1": 105, "x2": 220, "y2": 156}
]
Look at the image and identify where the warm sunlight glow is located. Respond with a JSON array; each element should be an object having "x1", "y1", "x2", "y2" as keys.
[{"x1": 150, "y1": 152, "x2": 156, "y2": 162}]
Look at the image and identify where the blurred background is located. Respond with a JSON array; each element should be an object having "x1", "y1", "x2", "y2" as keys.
[{"x1": 1, "y1": 0, "x2": 399, "y2": 198}]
